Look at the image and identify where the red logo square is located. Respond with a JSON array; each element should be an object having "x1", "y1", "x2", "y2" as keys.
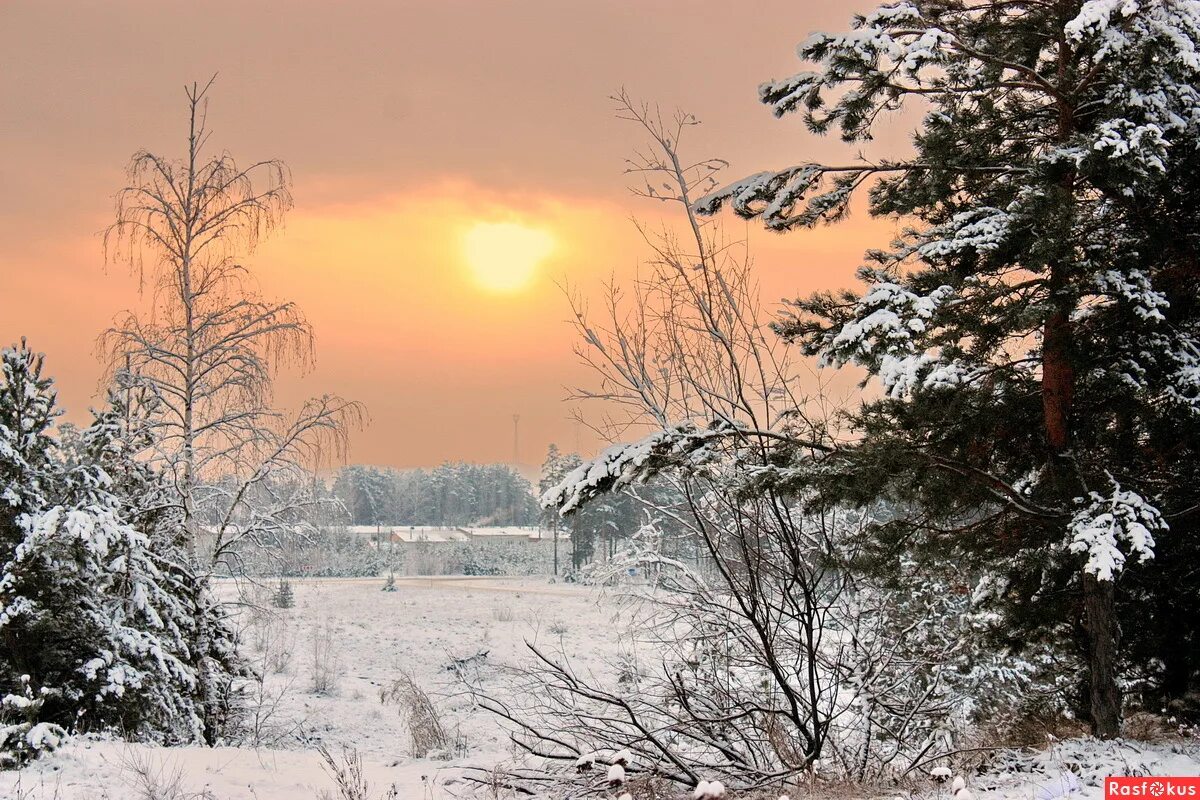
[{"x1": 1107, "y1": 778, "x2": 1200, "y2": 798}]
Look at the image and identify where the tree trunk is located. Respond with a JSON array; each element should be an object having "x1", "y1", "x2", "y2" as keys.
[
  {"x1": 1082, "y1": 573, "x2": 1121, "y2": 737},
  {"x1": 1041, "y1": 29, "x2": 1121, "y2": 734},
  {"x1": 1046, "y1": 303, "x2": 1122, "y2": 735},
  {"x1": 1041, "y1": 307, "x2": 1074, "y2": 453},
  {"x1": 1045, "y1": 269, "x2": 1122, "y2": 735}
]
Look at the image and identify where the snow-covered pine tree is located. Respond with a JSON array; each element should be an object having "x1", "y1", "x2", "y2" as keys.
[
  {"x1": 66, "y1": 384, "x2": 245, "y2": 745},
  {"x1": 273, "y1": 578, "x2": 295, "y2": 609},
  {"x1": 696, "y1": 0, "x2": 1200, "y2": 736},
  {"x1": 0, "y1": 342, "x2": 245, "y2": 765},
  {"x1": 0, "y1": 341, "x2": 71, "y2": 764}
]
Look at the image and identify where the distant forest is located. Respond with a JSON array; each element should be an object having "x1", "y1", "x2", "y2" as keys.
[{"x1": 332, "y1": 463, "x2": 540, "y2": 527}]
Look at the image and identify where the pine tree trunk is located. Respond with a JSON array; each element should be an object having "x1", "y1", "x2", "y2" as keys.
[
  {"x1": 1082, "y1": 573, "x2": 1121, "y2": 738},
  {"x1": 1045, "y1": 269, "x2": 1122, "y2": 735},
  {"x1": 1046, "y1": 303, "x2": 1122, "y2": 735},
  {"x1": 1042, "y1": 308, "x2": 1074, "y2": 453}
]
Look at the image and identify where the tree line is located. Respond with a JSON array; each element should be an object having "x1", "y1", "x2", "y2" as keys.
[{"x1": 331, "y1": 462, "x2": 541, "y2": 527}]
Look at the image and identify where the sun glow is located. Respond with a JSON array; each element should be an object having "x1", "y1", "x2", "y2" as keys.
[{"x1": 461, "y1": 221, "x2": 555, "y2": 293}]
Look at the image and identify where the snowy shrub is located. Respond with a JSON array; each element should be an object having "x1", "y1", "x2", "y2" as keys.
[
  {"x1": 575, "y1": 521, "x2": 693, "y2": 588},
  {"x1": 240, "y1": 663, "x2": 302, "y2": 750},
  {"x1": 403, "y1": 541, "x2": 449, "y2": 576},
  {"x1": 225, "y1": 534, "x2": 556, "y2": 579},
  {"x1": 118, "y1": 746, "x2": 219, "y2": 800},
  {"x1": 478, "y1": 512, "x2": 1012, "y2": 793},
  {"x1": 224, "y1": 526, "x2": 384, "y2": 579},
  {"x1": 0, "y1": 678, "x2": 66, "y2": 768},
  {"x1": 976, "y1": 738, "x2": 1166, "y2": 790},
  {"x1": 253, "y1": 614, "x2": 296, "y2": 677},
  {"x1": 457, "y1": 541, "x2": 554, "y2": 576}
]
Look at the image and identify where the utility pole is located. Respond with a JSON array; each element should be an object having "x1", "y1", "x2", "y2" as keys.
[
  {"x1": 512, "y1": 414, "x2": 521, "y2": 468},
  {"x1": 512, "y1": 414, "x2": 521, "y2": 527}
]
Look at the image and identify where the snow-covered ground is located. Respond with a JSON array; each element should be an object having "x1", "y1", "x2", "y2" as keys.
[
  {"x1": 1, "y1": 576, "x2": 620, "y2": 799},
  {"x1": 3, "y1": 576, "x2": 1199, "y2": 799}
]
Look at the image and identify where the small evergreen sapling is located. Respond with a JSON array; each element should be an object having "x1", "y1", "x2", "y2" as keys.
[{"x1": 273, "y1": 578, "x2": 295, "y2": 609}]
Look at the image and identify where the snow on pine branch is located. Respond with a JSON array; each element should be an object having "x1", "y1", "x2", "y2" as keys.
[
  {"x1": 9, "y1": 506, "x2": 138, "y2": 573},
  {"x1": 696, "y1": 0, "x2": 1200, "y2": 230},
  {"x1": 692, "y1": 166, "x2": 826, "y2": 230},
  {"x1": 541, "y1": 423, "x2": 727, "y2": 514},
  {"x1": 1092, "y1": 269, "x2": 1169, "y2": 323},
  {"x1": 823, "y1": 280, "x2": 952, "y2": 357},
  {"x1": 914, "y1": 208, "x2": 1013, "y2": 258},
  {"x1": 758, "y1": 2, "x2": 948, "y2": 124},
  {"x1": 1067, "y1": 481, "x2": 1165, "y2": 581},
  {"x1": 1062, "y1": 0, "x2": 1200, "y2": 176},
  {"x1": 1065, "y1": 0, "x2": 1144, "y2": 42},
  {"x1": 808, "y1": 276, "x2": 980, "y2": 399}
]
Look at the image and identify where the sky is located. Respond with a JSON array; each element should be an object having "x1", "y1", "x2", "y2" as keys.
[{"x1": 0, "y1": 0, "x2": 903, "y2": 472}]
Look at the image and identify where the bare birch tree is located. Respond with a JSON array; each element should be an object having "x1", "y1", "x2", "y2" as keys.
[{"x1": 101, "y1": 78, "x2": 362, "y2": 571}]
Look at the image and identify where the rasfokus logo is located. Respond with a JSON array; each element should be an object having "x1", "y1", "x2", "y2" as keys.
[{"x1": 1107, "y1": 778, "x2": 1200, "y2": 798}]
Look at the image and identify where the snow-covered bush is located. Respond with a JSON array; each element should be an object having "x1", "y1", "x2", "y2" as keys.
[
  {"x1": 458, "y1": 541, "x2": 554, "y2": 576},
  {"x1": 484, "y1": 505, "x2": 1040, "y2": 792},
  {"x1": 0, "y1": 677, "x2": 66, "y2": 768},
  {"x1": 227, "y1": 525, "x2": 385, "y2": 579}
]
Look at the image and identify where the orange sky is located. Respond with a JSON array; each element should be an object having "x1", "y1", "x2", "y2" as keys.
[{"x1": 0, "y1": 0, "x2": 902, "y2": 471}]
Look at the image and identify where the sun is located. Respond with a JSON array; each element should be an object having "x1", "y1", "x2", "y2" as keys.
[{"x1": 461, "y1": 221, "x2": 555, "y2": 293}]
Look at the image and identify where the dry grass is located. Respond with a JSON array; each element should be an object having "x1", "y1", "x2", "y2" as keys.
[
  {"x1": 117, "y1": 748, "x2": 216, "y2": 800},
  {"x1": 379, "y1": 670, "x2": 451, "y2": 757},
  {"x1": 315, "y1": 744, "x2": 398, "y2": 800},
  {"x1": 309, "y1": 618, "x2": 342, "y2": 695},
  {"x1": 9, "y1": 772, "x2": 67, "y2": 800},
  {"x1": 1124, "y1": 711, "x2": 1180, "y2": 742},
  {"x1": 990, "y1": 712, "x2": 1090, "y2": 749}
]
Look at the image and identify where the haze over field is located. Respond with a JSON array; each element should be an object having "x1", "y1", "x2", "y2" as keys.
[{"x1": 0, "y1": 0, "x2": 905, "y2": 469}]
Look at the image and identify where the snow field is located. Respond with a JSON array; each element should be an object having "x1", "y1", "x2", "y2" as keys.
[{"x1": 2, "y1": 576, "x2": 616, "y2": 799}]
